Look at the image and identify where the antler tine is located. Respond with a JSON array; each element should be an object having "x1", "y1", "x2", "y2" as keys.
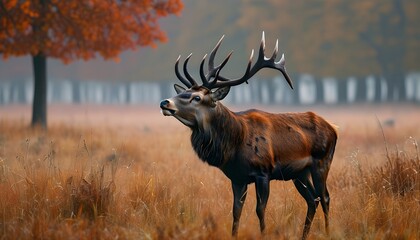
[
  {"x1": 243, "y1": 49, "x2": 254, "y2": 84},
  {"x1": 213, "y1": 67, "x2": 222, "y2": 85},
  {"x1": 183, "y1": 53, "x2": 198, "y2": 87},
  {"x1": 220, "y1": 51, "x2": 234, "y2": 70},
  {"x1": 175, "y1": 55, "x2": 192, "y2": 88},
  {"x1": 259, "y1": 31, "x2": 266, "y2": 61},
  {"x1": 199, "y1": 54, "x2": 209, "y2": 86},
  {"x1": 209, "y1": 35, "x2": 225, "y2": 70},
  {"x1": 249, "y1": 49, "x2": 255, "y2": 65},
  {"x1": 271, "y1": 39, "x2": 279, "y2": 61},
  {"x1": 276, "y1": 54, "x2": 293, "y2": 89}
]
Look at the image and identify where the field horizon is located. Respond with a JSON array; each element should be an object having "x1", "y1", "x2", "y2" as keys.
[{"x1": 0, "y1": 103, "x2": 419, "y2": 239}]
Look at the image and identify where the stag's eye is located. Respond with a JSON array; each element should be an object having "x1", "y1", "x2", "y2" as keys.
[{"x1": 193, "y1": 96, "x2": 201, "y2": 102}]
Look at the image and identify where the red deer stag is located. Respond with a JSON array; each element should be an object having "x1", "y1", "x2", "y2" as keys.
[{"x1": 160, "y1": 32, "x2": 338, "y2": 240}]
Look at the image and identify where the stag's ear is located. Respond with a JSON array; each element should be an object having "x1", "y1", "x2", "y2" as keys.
[
  {"x1": 174, "y1": 84, "x2": 186, "y2": 94},
  {"x1": 210, "y1": 86, "x2": 230, "y2": 101}
]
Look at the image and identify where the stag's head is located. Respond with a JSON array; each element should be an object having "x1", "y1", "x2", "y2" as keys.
[{"x1": 160, "y1": 32, "x2": 293, "y2": 128}]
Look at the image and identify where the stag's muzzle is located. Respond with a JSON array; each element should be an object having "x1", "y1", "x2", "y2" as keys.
[{"x1": 160, "y1": 99, "x2": 176, "y2": 116}]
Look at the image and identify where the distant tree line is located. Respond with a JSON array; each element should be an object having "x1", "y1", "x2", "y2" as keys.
[{"x1": 1, "y1": 73, "x2": 419, "y2": 106}]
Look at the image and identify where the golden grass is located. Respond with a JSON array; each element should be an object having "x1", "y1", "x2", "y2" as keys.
[{"x1": 0, "y1": 104, "x2": 419, "y2": 239}]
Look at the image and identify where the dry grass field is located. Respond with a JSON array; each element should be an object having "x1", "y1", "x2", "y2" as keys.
[{"x1": 0, "y1": 104, "x2": 419, "y2": 239}]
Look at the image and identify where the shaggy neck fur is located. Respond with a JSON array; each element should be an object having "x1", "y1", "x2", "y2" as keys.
[{"x1": 190, "y1": 103, "x2": 243, "y2": 168}]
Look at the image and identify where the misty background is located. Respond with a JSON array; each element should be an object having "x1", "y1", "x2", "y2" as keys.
[{"x1": 1, "y1": 0, "x2": 420, "y2": 105}]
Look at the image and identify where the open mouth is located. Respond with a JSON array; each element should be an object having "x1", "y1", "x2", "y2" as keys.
[{"x1": 160, "y1": 106, "x2": 176, "y2": 116}]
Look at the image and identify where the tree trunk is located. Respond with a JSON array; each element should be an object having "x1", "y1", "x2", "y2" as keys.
[
  {"x1": 385, "y1": 71, "x2": 406, "y2": 102},
  {"x1": 355, "y1": 77, "x2": 367, "y2": 103},
  {"x1": 72, "y1": 80, "x2": 81, "y2": 104},
  {"x1": 289, "y1": 73, "x2": 299, "y2": 105},
  {"x1": 31, "y1": 54, "x2": 47, "y2": 128},
  {"x1": 337, "y1": 78, "x2": 347, "y2": 104},
  {"x1": 373, "y1": 76, "x2": 382, "y2": 103},
  {"x1": 315, "y1": 78, "x2": 324, "y2": 104}
]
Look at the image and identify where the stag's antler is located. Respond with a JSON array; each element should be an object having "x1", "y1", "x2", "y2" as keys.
[
  {"x1": 175, "y1": 32, "x2": 293, "y2": 90},
  {"x1": 175, "y1": 54, "x2": 198, "y2": 88}
]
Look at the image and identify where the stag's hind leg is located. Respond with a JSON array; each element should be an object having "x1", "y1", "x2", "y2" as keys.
[
  {"x1": 293, "y1": 171, "x2": 318, "y2": 240},
  {"x1": 311, "y1": 152, "x2": 334, "y2": 234},
  {"x1": 311, "y1": 169, "x2": 330, "y2": 234}
]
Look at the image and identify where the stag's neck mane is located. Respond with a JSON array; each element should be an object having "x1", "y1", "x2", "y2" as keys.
[{"x1": 190, "y1": 103, "x2": 243, "y2": 168}]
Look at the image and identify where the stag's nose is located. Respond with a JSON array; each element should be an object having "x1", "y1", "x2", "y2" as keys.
[{"x1": 160, "y1": 99, "x2": 170, "y2": 108}]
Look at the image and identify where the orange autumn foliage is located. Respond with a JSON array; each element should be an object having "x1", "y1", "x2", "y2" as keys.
[{"x1": 0, "y1": 0, "x2": 183, "y2": 62}]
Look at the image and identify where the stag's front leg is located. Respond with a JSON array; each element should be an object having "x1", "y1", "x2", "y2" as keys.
[
  {"x1": 231, "y1": 182, "x2": 248, "y2": 236},
  {"x1": 255, "y1": 175, "x2": 270, "y2": 233}
]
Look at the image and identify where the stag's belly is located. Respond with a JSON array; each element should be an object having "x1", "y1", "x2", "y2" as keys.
[
  {"x1": 221, "y1": 156, "x2": 313, "y2": 183},
  {"x1": 270, "y1": 156, "x2": 312, "y2": 180}
]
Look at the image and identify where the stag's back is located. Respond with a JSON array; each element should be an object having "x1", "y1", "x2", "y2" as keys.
[{"x1": 237, "y1": 110, "x2": 337, "y2": 170}]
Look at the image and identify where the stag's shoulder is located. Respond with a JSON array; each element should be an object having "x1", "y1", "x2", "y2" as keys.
[{"x1": 234, "y1": 109, "x2": 275, "y2": 123}]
